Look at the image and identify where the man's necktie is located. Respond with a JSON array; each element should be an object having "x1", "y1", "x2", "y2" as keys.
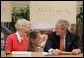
[{"x1": 60, "y1": 37, "x2": 64, "y2": 51}]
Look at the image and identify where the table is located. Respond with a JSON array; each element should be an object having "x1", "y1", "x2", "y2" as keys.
[{"x1": 1, "y1": 51, "x2": 83, "y2": 57}]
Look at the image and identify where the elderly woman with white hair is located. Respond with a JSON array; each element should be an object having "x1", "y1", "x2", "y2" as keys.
[{"x1": 5, "y1": 19, "x2": 30, "y2": 55}]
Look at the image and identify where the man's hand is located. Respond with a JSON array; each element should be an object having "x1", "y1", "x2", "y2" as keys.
[
  {"x1": 72, "y1": 49, "x2": 81, "y2": 55},
  {"x1": 52, "y1": 49, "x2": 62, "y2": 55}
]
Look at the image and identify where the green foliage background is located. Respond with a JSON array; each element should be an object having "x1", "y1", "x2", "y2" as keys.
[{"x1": 10, "y1": 5, "x2": 30, "y2": 32}]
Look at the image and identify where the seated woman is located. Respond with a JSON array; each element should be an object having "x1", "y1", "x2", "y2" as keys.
[
  {"x1": 5, "y1": 19, "x2": 30, "y2": 55},
  {"x1": 30, "y1": 31, "x2": 43, "y2": 52}
]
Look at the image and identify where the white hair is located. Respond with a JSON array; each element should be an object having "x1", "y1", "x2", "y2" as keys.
[{"x1": 15, "y1": 19, "x2": 30, "y2": 30}]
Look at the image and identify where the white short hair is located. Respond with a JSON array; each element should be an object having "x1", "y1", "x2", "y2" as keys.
[{"x1": 15, "y1": 19, "x2": 30, "y2": 30}]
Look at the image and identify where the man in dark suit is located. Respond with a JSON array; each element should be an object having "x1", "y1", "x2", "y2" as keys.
[{"x1": 44, "y1": 20, "x2": 81, "y2": 55}]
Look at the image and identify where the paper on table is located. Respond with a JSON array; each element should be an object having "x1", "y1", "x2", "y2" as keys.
[
  {"x1": 60, "y1": 52, "x2": 72, "y2": 55},
  {"x1": 12, "y1": 51, "x2": 31, "y2": 54},
  {"x1": 12, "y1": 51, "x2": 31, "y2": 57},
  {"x1": 43, "y1": 52, "x2": 72, "y2": 56},
  {"x1": 43, "y1": 52, "x2": 53, "y2": 56}
]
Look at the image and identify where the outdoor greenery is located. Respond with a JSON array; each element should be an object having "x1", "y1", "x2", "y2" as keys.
[
  {"x1": 76, "y1": 4, "x2": 83, "y2": 51},
  {"x1": 10, "y1": 5, "x2": 30, "y2": 32}
]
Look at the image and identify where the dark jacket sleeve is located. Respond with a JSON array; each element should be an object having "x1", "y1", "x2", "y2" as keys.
[
  {"x1": 72, "y1": 33, "x2": 82, "y2": 51},
  {"x1": 44, "y1": 33, "x2": 53, "y2": 52},
  {"x1": 65, "y1": 31, "x2": 82, "y2": 52}
]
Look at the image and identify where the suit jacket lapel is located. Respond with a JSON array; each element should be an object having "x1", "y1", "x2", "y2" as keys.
[{"x1": 65, "y1": 31, "x2": 71, "y2": 51}]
